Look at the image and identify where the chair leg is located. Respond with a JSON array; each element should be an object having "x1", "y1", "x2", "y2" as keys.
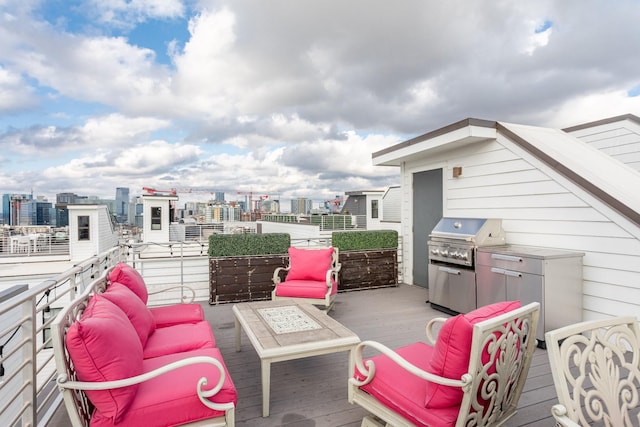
[{"x1": 361, "y1": 415, "x2": 386, "y2": 427}]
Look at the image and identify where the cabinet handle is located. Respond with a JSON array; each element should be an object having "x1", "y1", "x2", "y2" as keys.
[
  {"x1": 491, "y1": 253, "x2": 523, "y2": 263},
  {"x1": 439, "y1": 266, "x2": 461, "y2": 275},
  {"x1": 490, "y1": 267, "x2": 522, "y2": 278}
]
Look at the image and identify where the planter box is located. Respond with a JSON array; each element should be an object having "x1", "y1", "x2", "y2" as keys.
[
  {"x1": 339, "y1": 249, "x2": 398, "y2": 291},
  {"x1": 209, "y1": 255, "x2": 288, "y2": 304}
]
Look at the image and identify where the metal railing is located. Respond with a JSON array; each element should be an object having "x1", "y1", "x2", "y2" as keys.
[
  {"x1": 0, "y1": 247, "x2": 121, "y2": 427},
  {"x1": 0, "y1": 234, "x2": 70, "y2": 258}
]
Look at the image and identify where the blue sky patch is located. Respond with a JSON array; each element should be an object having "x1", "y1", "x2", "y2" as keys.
[{"x1": 535, "y1": 20, "x2": 553, "y2": 33}]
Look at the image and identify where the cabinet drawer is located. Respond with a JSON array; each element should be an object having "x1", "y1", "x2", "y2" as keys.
[{"x1": 476, "y1": 250, "x2": 543, "y2": 275}]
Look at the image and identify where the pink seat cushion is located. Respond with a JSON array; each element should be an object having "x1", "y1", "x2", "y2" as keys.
[
  {"x1": 274, "y1": 279, "x2": 336, "y2": 299},
  {"x1": 149, "y1": 303, "x2": 204, "y2": 328},
  {"x1": 90, "y1": 348, "x2": 237, "y2": 427},
  {"x1": 102, "y1": 282, "x2": 156, "y2": 347},
  {"x1": 143, "y1": 321, "x2": 216, "y2": 359},
  {"x1": 425, "y1": 300, "x2": 522, "y2": 408},
  {"x1": 286, "y1": 247, "x2": 334, "y2": 281},
  {"x1": 108, "y1": 263, "x2": 148, "y2": 304},
  {"x1": 355, "y1": 342, "x2": 459, "y2": 427},
  {"x1": 66, "y1": 295, "x2": 143, "y2": 423}
]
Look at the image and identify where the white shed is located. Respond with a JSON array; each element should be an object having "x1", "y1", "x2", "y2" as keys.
[{"x1": 373, "y1": 115, "x2": 640, "y2": 321}]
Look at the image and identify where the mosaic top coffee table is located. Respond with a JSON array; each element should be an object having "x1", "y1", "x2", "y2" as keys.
[{"x1": 232, "y1": 299, "x2": 360, "y2": 417}]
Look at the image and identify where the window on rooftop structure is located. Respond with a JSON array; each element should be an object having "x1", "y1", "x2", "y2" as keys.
[
  {"x1": 371, "y1": 200, "x2": 379, "y2": 219},
  {"x1": 151, "y1": 207, "x2": 162, "y2": 230},
  {"x1": 78, "y1": 215, "x2": 90, "y2": 240}
]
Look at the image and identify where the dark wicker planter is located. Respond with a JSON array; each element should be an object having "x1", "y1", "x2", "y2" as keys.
[
  {"x1": 209, "y1": 255, "x2": 287, "y2": 304},
  {"x1": 338, "y1": 249, "x2": 398, "y2": 291}
]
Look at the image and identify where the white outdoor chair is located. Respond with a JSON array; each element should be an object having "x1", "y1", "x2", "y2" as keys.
[
  {"x1": 546, "y1": 316, "x2": 640, "y2": 427},
  {"x1": 349, "y1": 301, "x2": 540, "y2": 427}
]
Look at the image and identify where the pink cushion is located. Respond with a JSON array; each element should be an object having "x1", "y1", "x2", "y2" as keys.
[
  {"x1": 90, "y1": 348, "x2": 238, "y2": 427},
  {"x1": 286, "y1": 247, "x2": 334, "y2": 282},
  {"x1": 355, "y1": 342, "x2": 459, "y2": 427},
  {"x1": 102, "y1": 282, "x2": 156, "y2": 347},
  {"x1": 149, "y1": 304, "x2": 204, "y2": 328},
  {"x1": 66, "y1": 295, "x2": 143, "y2": 423},
  {"x1": 143, "y1": 321, "x2": 215, "y2": 359},
  {"x1": 274, "y1": 279, "x2": 336, "y2": 299},
  {"x1": 108, "y1": 263, "x2": 148, "y2": 304},
  {"x1": 425, "y1": 301, "x2": 522, "y2": 408}
]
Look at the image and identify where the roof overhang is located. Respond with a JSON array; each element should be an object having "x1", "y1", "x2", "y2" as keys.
[{"x1": 372, "y1": 118, "x2": 498, "y2": 166}]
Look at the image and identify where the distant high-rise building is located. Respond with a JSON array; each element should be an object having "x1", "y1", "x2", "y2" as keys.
[
  {"x1": 20, "y1": 197, "x2": 53, "y2": 225},
  {"x1": 290, "y1": 198, "x2": 312, "y2": 215},
  {"x1": 115, "y1": 187, "x2": 130, "y2": 224},
  {"x1": 214, "y1": 192, "x2": 225, "y2": 202},
  {"x1": 2, "y1": 193, "x2": 33, "y2": 225}
]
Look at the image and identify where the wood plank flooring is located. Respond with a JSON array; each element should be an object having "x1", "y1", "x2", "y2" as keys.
[{"x1": 47, "y1": 285, "x2": 557, "y2": 426}]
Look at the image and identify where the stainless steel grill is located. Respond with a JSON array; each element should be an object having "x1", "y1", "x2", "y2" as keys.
[{"x1": 428, "y1": 217, "x2": 505, "y2": 314}]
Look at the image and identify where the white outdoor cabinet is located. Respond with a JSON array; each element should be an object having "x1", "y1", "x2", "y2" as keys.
[{"x1": 476, "y1": 245, "x2": 584, "y2": 347}]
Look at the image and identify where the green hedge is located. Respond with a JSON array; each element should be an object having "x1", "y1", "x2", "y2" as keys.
[
  {"x1": 208, "y1": 233, "x2": 290, "y2": 257},
  {"x1": 331, "y1": 230, "x2": 398, "y2": 251}
]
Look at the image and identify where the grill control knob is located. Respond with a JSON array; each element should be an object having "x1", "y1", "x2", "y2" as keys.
[
  {"x1": 431, "y1": 249, "x2": 440, "y2": 256},
  {"x1": 460, "y1": 252, "x2": 468, "y2": 260},
  {"x1": 440, "y1": 250, "x2": 449, "y2": 257}
]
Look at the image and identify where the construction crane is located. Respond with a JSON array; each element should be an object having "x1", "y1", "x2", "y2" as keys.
[{"x1": 142, "y1": 187, "x2": 177, "y2": 196}]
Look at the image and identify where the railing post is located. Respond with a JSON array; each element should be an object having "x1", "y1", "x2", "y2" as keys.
[
  {"x1": 21, "y1": 297, "x2": 36, "y2": 427},
  {"x1": 180, "y1": 242, "x2": 185, "y2": 300}
]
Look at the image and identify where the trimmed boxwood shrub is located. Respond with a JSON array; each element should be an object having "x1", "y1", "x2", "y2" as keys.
[
  {"x1": 331, "y1": 230, "x2": 398, "y2": 251},
  {"x1": 208, "y1": 233, "x2": 290, "y2": 257}
]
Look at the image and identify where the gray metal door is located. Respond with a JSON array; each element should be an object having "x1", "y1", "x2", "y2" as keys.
[{"x1": 412, "y1": 169, "x2": 443, "y2": 288}]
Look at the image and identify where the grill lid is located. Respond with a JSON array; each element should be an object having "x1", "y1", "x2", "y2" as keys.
[{"x1": 430, "y1": 217, "x2": 505, "y2": 246}]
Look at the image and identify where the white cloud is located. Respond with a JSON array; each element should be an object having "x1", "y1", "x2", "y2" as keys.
[
  {"x1": 0, "y1": 66, "x2": 38, "y2": 112},
  {"x1": 81, "y1": 114, "x2": 171, "y2": 146}
]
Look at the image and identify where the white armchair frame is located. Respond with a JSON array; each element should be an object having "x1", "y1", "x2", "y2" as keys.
[
  {"x1": 348, "y1": 302, "x2": 540, "y2": 427},
  {"x1": 51, "y1": 274, "x2": 235, "y2": 427},
  {"x1": 272, "y1": 247, "x2": 341, "y2": 311},
  {"x1": 546, "y1": 316, "x2": 640, "y2": 427}
]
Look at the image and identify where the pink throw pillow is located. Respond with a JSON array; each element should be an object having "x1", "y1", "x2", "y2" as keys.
[
  {"x1": 424, "y1": 301, "x2": 521, "y2": 408},
  {"x1": 65, "y1": 295, "x2": 143, "y2": 423},
  {"x1": 102, "y1": 282, "x2": 156, "y2": 347},
  {"x1": 286, "y1": 247, "x2": 334, "y2": 282},
  {"x1": 108, "y1": 262, "x2": 148, "y2": 304}
]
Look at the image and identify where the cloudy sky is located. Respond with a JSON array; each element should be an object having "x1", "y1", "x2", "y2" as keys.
[{"x1": 1, "y1": 0, "x2": 639, "y2": 208}]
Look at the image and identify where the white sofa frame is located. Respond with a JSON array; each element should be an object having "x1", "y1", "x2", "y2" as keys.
[
  {"x1": 348, "y1": 302, "x2": 540, "y2": 427},
  {"x1": 51, "y1": 272, "x2": 235, "y2": 427},
  {"x1": 272, "y1": 247, "x2": 341, "y2": 311}
]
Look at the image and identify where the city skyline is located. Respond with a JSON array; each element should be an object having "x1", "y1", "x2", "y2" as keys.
[{"x1": 1, "y1": 1, "x2": 639, "y2": 203}]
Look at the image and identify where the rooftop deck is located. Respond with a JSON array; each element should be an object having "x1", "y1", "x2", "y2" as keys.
[{"x1": 47, "y1": 284, "x2": 555, "y2": 426}]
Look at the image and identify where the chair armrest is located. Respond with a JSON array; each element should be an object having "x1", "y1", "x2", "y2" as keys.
[
  {"x1": 148, "y1": 284, "x2": 196, "y2": 304},
  {"x1": 425, "y1": 317, "x2": 448, "y2": 345},
  {"x1": 349, "y1": 340, "x2": 471, "y2": 390},
  {"x1": 57, "y1": 355, "x2": 234, "y2": 412},
  {"x1": 272, "y1": 266, "x2": 290, "y2": 285},
  {"x1": 551, "y1": 404, "x2": 581, "y2": 427}
]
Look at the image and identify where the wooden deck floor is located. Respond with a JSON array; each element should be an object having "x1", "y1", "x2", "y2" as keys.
[{"x1": 47, "y1": 285, "x2": 557, "y2": 426}]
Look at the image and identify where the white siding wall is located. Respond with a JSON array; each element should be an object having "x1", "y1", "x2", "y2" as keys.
[
  {"x1": 401, "y1": 137, "x2": 640, "y2": 321},
  {"x1": 97, "y1": 205, "x2": 119, "y2": 253},
  {"x1": 382, "y1": 186, "x2": 401, "y2": 223},
  {"x1": 568, "y1": 119, "x2": 640, "y2": 172}
]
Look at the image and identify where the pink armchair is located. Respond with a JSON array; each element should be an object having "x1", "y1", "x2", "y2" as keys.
[
  {"x1": 272, "y1": 246, "x2": 340, "y2": 311},
  {"x1": 348, "y1": 301, "x2": 540, "y2": 427}
]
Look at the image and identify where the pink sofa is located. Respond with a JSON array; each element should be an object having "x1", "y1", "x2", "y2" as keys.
[{"x1": 52, "y1": 263, "x2": 237, "y2": 427}]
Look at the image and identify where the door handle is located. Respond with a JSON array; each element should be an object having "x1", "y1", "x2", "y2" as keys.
[
  {"x1": 491, "y1": 253, "x2": 523, "y2": 263},
  {"x1": 439, "y1": 266, "x2": 461, "y2": 275},
  {"x1": 490, "y1": 267, "x2": 522, "y2": 278}
]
